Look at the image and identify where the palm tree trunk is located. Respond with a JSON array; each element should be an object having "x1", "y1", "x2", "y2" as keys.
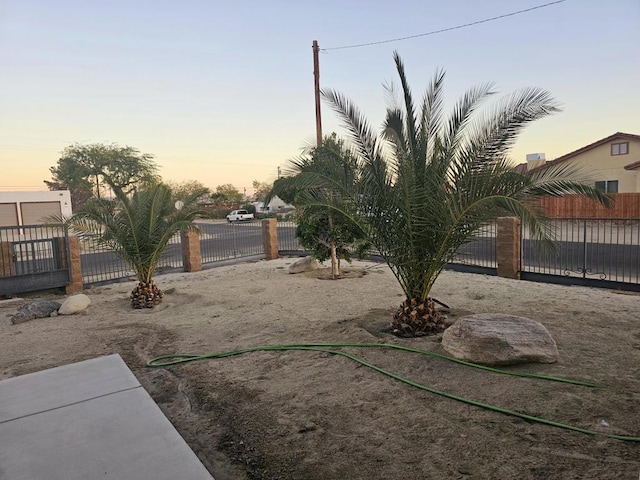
[
  {"x1": 130, "y1": 279, "x2": 164, "y2": 308},
  {"x1": 392, "y1": 297, "x2": 444, "y2": 336}
]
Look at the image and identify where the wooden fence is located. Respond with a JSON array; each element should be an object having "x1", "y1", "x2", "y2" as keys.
[{"x1": 534, "y1": 193, "x2": 640, "y2": 218}]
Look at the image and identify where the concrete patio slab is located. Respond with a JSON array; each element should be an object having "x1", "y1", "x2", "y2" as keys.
[{"x1": 0, "y1": 354, "x2": 214, "y2": 480}]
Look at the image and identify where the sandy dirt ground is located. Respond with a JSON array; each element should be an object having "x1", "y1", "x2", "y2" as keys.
[{"x1": 1, "y1": 258, "x2": 639, "y2": 479}]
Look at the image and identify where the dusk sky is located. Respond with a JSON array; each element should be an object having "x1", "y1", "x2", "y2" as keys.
[{"x1": 1, "y1": 0, "x2": 638, "y2": 194}]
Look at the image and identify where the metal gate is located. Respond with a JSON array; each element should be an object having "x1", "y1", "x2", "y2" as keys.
[
  {"x1": 0, "y1": 225, "x2": 71, "y2": 297},
  {"x1": 521, "y1": 218, "x2": 640, "y2": 291}
]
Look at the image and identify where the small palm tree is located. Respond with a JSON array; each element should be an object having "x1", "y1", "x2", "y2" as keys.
[
  {"x1": 66, "y1": 179, "x2": 203, "y2": 308},
  {"x1": 288, "y1": 53, "x2": 610, "y2": 335}
]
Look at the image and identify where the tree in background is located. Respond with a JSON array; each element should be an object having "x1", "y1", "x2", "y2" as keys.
[
  {"x1": 45, "y1": 143, "x2": 160, "y2": 208},
  {"x1": 252, "y1": 180, "x2": 273, "y2": 203},
  {"x1": 211, "y1": 183, "x2": 243, "y2": 206},
  {"x1": 241, "y1": 203, "x2": 257, "y2": 214},
  {"x1": 44, "y1": 157, "x2": 94, "y2": 210},
  {"x1": 168, "y1": 180, "x2": 210, "y2": 204},
  {"x1": 270, "y1": 177, "x2": 297, "y2": 206}
]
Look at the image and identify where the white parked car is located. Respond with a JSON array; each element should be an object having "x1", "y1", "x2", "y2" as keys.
[{"x1": 226, "y1": 209, "x2": 254, "y2": 222}]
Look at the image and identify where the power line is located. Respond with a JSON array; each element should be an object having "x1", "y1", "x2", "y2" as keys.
[{"x1": 322, "y1": 0, "x2": 567, "y2": 51}]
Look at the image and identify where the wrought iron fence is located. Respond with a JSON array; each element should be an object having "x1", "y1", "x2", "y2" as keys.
[
  {"x1": 75, "y1": 217, "x2": 640, "y2": 289},
  {"x1": 80, "y1": 233, "x2": 183, "y2": 285},
  {"x1": 277, "y1": 220, "x2": 498, "y2": 270},
  {"x1": 199, "y1": 220, "x2": 265, "y2": 265},
  {"x1": 521, "y1": 218, "x2": 640, "y2": 285},
  {"x1": 277, "y1": 221, "x2": 304, "y2": 252},
  {"x1": 450, "y1": 222, "x2": 497, "y2": 269},
  {"x1": 0, "y1": 225, "x2": 70, "y2": 296},
  {"x1": 1, "y1": 225, "x2": 68, "y2": 274}
]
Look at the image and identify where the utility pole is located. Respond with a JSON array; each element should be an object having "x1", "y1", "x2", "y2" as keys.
[
  {"x1": 312, "y1": 40, "x2": 323, "y2": 148},
  {"x1": 313, "y1": 40, "x2": 338, "y2": 278}
]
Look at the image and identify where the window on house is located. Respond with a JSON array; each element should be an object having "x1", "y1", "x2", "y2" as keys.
[
  {"x1": 595, "y1": 180, "x2": 619, "y2": 193},
  {"x1": 611, "y1": 142, "x2": 629, "y2": 155}
]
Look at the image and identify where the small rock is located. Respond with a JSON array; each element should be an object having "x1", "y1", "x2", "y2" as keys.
[
  {"x1": 288, "y1": 256, "x2": 318, "y2": 274},
  {"x1": 458, "y1": 463, "x2": 474, "y2": 475},
  {"x1": 58, "y1": 294, "x2": 91, "y2": 315}
]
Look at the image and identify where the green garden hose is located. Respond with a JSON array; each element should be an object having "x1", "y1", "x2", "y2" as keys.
[{"x1": 147, "y1": 343, "x2": 640, "y2": 442}]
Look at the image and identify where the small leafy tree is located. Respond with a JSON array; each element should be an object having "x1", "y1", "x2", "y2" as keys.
[
  {"x1": 296, "y1": 206, "x2": 370, "y2": 271},
  {"x1": 271, "y1": 133, "x2": 367, "y2": 278},
  {"x1": 65, "y1": 179, "x2": 203, "y2": 308}
]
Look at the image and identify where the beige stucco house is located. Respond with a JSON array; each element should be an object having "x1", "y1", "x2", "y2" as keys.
[{"x1": 521, "y1": 132, "x2": 640, "y2": 193}]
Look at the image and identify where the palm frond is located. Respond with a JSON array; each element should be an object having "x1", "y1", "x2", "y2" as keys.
[{"x1": 461, "y1": 87, "x2": 561, "y2": 167}]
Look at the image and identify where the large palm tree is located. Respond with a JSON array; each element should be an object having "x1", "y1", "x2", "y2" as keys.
[
  {"x1": 66, "y1": 179, "x2": 203, "y2": 308},
  {"x1": 287, "y1": 53, "x2": 611, "y2": 335}
]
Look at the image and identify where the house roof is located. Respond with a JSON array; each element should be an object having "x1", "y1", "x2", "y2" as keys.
[
  {"x1": 545, "y1": 132, "x2": 640, "y2": 167},
  {"x1": 513, "y1": 132, "x2": 640, "y2": 173}
]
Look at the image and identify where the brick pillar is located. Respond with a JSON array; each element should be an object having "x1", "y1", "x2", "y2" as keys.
[
  {"x1": 0, "y1": 242, "x2": 15, "y2": 277},
  {"x1": 262, "y1": 218, "x2": 279, "y2": 260},
  {"x1": 496, "y1": 217, "x2": 521, "y2": 280},
  {"x1": 181, "y1": 230, "x2": 202, "y2": 272},
  {"x1": 65, "y1": 236, "x2": 84, "y2": 294}
]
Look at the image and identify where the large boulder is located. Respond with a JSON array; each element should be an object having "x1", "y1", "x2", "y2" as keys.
[
  {"x1": 288, "y1": 256, "x2": 318, "y2": 274},
  {"x1": 441, "y1": 313, "x2": 559, "y2": 365},
  {"x1": 59, "y1": 294, "x2": 91, "y2": 315},
  {"x1": 10, "y1": 300, "x2": 61, "y2": 324}
]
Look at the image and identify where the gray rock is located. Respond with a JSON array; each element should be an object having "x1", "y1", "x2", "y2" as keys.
[
  {"x1": 11, "y1": 300, "x2": 61, "y2": 325},
  {"x1": 441, "y1": 313, "x2": 559, "y2": 365},
  {"x1": 288, "y1": 256, "x2": 318, "y2": 274},
  {"x1": 58, "y1": 294, "x2": 91, "y2": 315}
]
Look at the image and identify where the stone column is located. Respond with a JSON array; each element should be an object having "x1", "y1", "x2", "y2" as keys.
[
  {"x1": 65, "y1": 236, "x2": 84, "y2": 294},
  {"x1": 0, "y1": 242, "x2": 15, "y2": 277},
  {"x1": 181, "y1": 230, "x2": 202, "y2": 272},
  {"x1": 262, "y1": 218, "x2": 279, "y2": 260},
  {"x1": 496, "y1": 217, "x2": 521, "y2": 280}
]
